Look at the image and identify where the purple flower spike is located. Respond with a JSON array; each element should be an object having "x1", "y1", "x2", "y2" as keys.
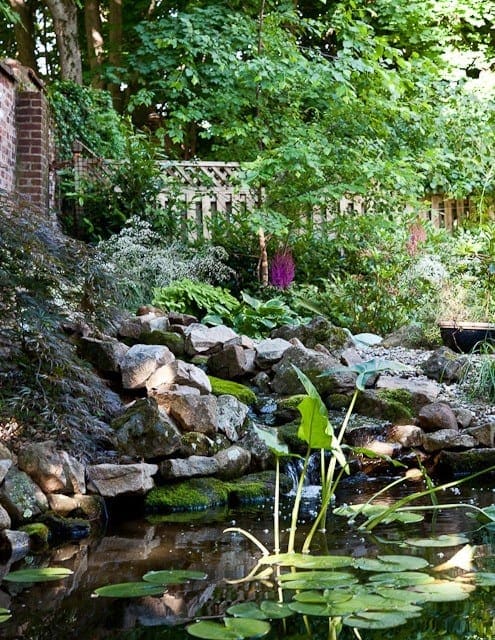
[{"x1": 269, "y1": 250, "x2": 295, "y2": 289}]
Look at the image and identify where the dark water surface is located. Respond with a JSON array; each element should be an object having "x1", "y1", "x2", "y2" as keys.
[{"x1": 2, "y1": 476, "x2": 495, "y2": 639}]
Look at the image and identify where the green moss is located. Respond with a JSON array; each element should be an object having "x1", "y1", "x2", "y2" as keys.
[
  {"x1": 277, "y1": 420, "x2": 306, "y2": 454},
  {"x1": 140, "y1": 330, "x2": 185, "y2": 356},
  {"x1": 277, "y1": 395, "x2": 306, "y2": 411},
  {"x1": 376, "y1": 388, "x2": 414, "y2": 422},
  {"x1": 327, "y1": 393, "x2": 352, "y2": 410},
  {"x1": 145, "y1": 478, "x2": 230, "y2": 513},
  {"x1": 208, "y1": 376, "x2": 257, "y2": 406},
  {"x1": 19, "y1": 522, "x2": 50, "y2": 546},
  {"x1": 228, "y1": 471, "x2": 291, "y2": 504}
]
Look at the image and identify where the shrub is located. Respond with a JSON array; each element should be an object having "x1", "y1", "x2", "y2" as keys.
[{"x1": 153, "y1": 278, "x2": 239, "y2": 319}]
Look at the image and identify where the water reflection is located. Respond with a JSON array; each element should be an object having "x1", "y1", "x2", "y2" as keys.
[{"x1": 1, "y1": 478, "x2": 495, "y2": 639}]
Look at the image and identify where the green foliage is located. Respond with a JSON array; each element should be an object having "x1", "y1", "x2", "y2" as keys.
[
  {"x1": 225, "y1": 293, "x2": 304, "y2": 338},
  {"x1": 98, "y1": 218, "x2": 233, "y2": 311},
  {"x1": 459, "y1": 344, "x2": 495, "y2": 401},
  {"x1": 48, "y1": 81, "x2": 126, "y2": 161},
  {"x1": 208, "y1": 377, "x2": 257, "y2": 406},
  {"x1": 153, "y1": 278, "x2": 239, "y2": 319}
]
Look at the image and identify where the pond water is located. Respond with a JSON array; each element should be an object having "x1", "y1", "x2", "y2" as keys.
[{"x1": 2, "y1": 475, "x2": 495, "y2": 640}]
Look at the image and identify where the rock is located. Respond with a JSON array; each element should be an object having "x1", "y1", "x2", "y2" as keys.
[
  {"x1": 255, "y1": 338, "x2": 292, "y2": 368},
  {"x1": 167, "y1": 394, "x2": 219, "y2": 435},
  {"x1": 0, "y1": 505, "x2": 11, "y2": 530},
  {"x1": 418, "y1": 402, "x2": 458, "y2": 432},
  {"x1": 388, "y1": 424, "x2": 424, "y2": 448},
  {"x1": 167, "y1": 311, "x2": 198, "y2": 326},
  {"x1": 179, "y1": 432, "x2": 228, "y2": 457},
  {"x1": 422, "y1": 429, "x2": 476, "y2": 453},
  {"x1": 453, "y1": 407, "x2": 475, "y2": 428},
  {"x1": 208, "y1": 344, "x2": 256, "y2": 379},
  {"x1": 345, "y1": 424, "x2": 386, "y2": 447},
  {"x1": 146, "y1": 360, "x2": 211, "y2": 394},
  {"x1": 0, "y1": 467, "x2": 48, "y2": 523},
  {"x1": 159, "y1": 456, "x2": 220, "y2": 479},
  {"x1": 47, "y1": 494, "x2": 80, "y2": 516},
  {"x1": 216, "y1": 395, "x2": 249, "y2": 442},
  {"x1": 0, "y1": 459, "x2": 12, "y2": 484},
  {"x1": 238, "y1": 426, "x2": 274, "y2": 470},
  {"x1": 140, "y1": 330, "x2": 186, "y2": 356},
  {"x1": 151, "y1": 384, "x2": 201, "y2": 411},
  {"x1": 375, "y1": 375, "x2": 440, "y2": 408},
  {"x1": 86, "y1": 463, "x2": 157, "y2": 497},
  {"x1": 251, "y1": 371, "x2": 271, "y2": 393},
  {"x1": 465, "y1": 422, "x2": 495, "y2": 447},
  {"x1": 118, "y1": 313, "x2": 169, "y2": 341},
  {"x1": 214, "y1": 446, "x2": 252, "y2": 480},
  {"x1": 270, "y1": 345, "x2": 355, "y2": 396},
  {"x1": 0, "y1": 444, "x2": 15, "y2": 462},
  {"x1": 78, "y1": 336, "x2": 129, "y2": 374},
  {"x1": 146, "y1": 478, "x2": 230, "y2": 512},
  {"x1": 421, "y1": 347, "x2": 467, "y2": 383},
  {"x1": 17, "y1": 441, "x2": 86, "y2": 494},
  {"x1": 111, "y1": 398, "x2": 182, "y2": 459},
  {"x1": 271, "y1": 317, "x2": 348, "y2": 352},
  {"x1": 340, "y1": 347, "x2": 363, "y2": 367},
  {"x1": 0, "y1": 529, "x2": 30, "y2": 561},
  {"x1": 184, "y1": 324, "x2": 238, "y2": 356},
  {"x1": 382, "y1": 324, "x2": 427, "y2": 349},
  {"x1": 355, "y1": 389, "x2": 414, "y2": 423},
  {"x1": 436, "y1": 449, "x2": 495, "y2": 475},
  {"x1": 120, "y1": 344, "x2": 175, "y2": 389}
]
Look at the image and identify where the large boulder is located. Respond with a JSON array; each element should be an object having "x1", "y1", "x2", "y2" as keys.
[
  {"x1": 167, "y1": 394, "x2": 219, "y2": 435},
  {"x1": 418, "y1": 402, "x2": 458, "y2": 432},
  {"x1": 0, "y1": 467, "x2": 49, "y2": 523},
  {"x1": 375, "y1": 375, "x2": 440, "y2": 409},
  {"x1": 159, "y1": 456, "x2": 220, "y2": 480},
  {"x1": 216, "y1": 395, "x2": 249, "y2": 442},
  {"x1": 78, "y1": 336, "x2": 129, "y2": 375},
  {"x1": 118, "y1": 312, "x2": 170, "y2": 341},
  {"x1": 207, "y1": 344, "x2": 256, "y2": 379},
  {"x1": 422, "y1": 429, "x2": 476, "y2": 453},
  {"x1": 17, "y1": 441, "x2": 86, "y2": 494},
  {"x1": 86, "y1": 463, "x2": 158, "y2": 497},
  {"x1": 421, "y1": 347, "x2": 467, "y2": 383},
  {"x1": 146, "y1": 360, "x2": 211, "y2": 394},
  {"x1": 214, "y1": 446, "x2": 252, "y2": 480},
  {"x1": 184, "y1": 324, "x2": 238, "y2": 356},
  {"x1": 120, "y1": 344, "x2": 175, "y2": 389},
  {"x1": 270, "y1": 345, "x2": 355, "y2": 396},
  {"x1": 255, "y1": 338, "x2": 292, "y2": 368},
  {"x1": 111, "y1": 398, "x2": 182, "y2": 459}
]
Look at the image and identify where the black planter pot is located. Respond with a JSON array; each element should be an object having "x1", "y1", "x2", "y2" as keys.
[{"x1": 438, "y1": 321, "x2": 495, "y2": 353}]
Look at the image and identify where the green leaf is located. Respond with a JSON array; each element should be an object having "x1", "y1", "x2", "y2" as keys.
[
  {"x1": 142, "y1": 570, "x2": 207, "y2": 584},
  {"x1": 259, "y1": 553, "x2": 353, "y2": 569},
  {"x1": 227, "y1": 603, "x2": 268, "y2": 620},
  {"x1": 293, "y1": 366, "x2": 333, "y2": 449},
  {"x1": 252, "y1": 425, "x2": 289, "y2": 457},
  {"x1": 368, "y1": 572, "x2": 435, "y2": 587},
  {"x1": 225, "y1": 618, "x2": 271, "y2": 638},
  {"x1": 3, "y1": 568, "x2": 73, "y2": 583},
  {"x1": 343, "y1": 611, "x2": 414, "y2": 629},
  {"x1": 187, "y1": 621, "x2": 241, "y2": 640},
  {"x1": 353, "y1": 555, "x2": 429, "y2": 572},
  {"x1": 259, "y1": 601, "x2": 293, "y2": 619},
  {"x1": 93, "y1": 582, "x2": 166, "y2": 598},
  {"x1": 405, "y1": 534, "x2": 470, "y2": 548},
  {"x1": 320, "y1": 358, "x2": 410, "y2": 391},
  {"x1": 0, "y1": 608, "x2": 11, "y2": 624},
  {"x1": 410, "y1": 580, "x2": 475, "y2": 602}
]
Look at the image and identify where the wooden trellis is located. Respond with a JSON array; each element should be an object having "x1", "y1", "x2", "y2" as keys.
[{"x1": 158, "y1": 161, "x2": 260, "y2": 239}]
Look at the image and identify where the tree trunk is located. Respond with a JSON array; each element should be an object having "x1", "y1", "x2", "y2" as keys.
[
  {"x1": 41, "y1": 0, "x2": 82, "y2": 83},
  {"x1": 84, "y1": 0, "x2": 104, "y2": 86},
  {"x1": 108, "y1": 0, "x2": 123, "y2": 110},
  {"x1": 9, "y1": 0, "x2": 38, "y2": 72}
]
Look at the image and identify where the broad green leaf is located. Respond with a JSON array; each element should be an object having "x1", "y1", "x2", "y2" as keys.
[
  {"x1": 3, "y1": 568, "x2": 73, "y2": 583},
  {"x1": 224, "y1": 617, "x2": 271, "y2": 638},
  {"x1": 343, "y1": 611, "x2": 414, "y2": 629},
  {"x1": 353, "y1": 555, "x2": 429, "y2": 572},
  {"x1": 293, "y1": 365, "x2": 333, "y2": 450},
  {"x1": 93, "y1": 582, "x2": 166, "y2": 598},
  {"x1": 405, "y1": 534, "x2": 470, "y2": 548},
  {"x1": 368, "y1": 571, "x2": 434, "y2": 587},
  {"x1": 411, "y1": 581, "x2": 475, "y2": 602},
  {"x1": 227, "y1": 603, "x2": 268, "y2": 620},
  {"x1": 142, "y1": 570, "x2": 207, "y2": 584},
  {"x1": 0, "y1": 608, "x2": 11, "y2": 624},
  {"x1": 320, "y1": 359, "x2": 410, "y2": 391},
  {"x1": 187, "y1": 621, "x2": 241, "y2": 639},
  {"x1": 293, "y1": 590, "x2": 353, "y2": 604},
  {"x1": 288, "y1": 601, "x2": 334, "y2": 617},
  {"x1": 252, "y1": 425, "x2": 289, "y2": 457},
  {"x1": 260, "y1": 553, "x2": 353, "y2": 569},
  {"x1": 260, "y1": 601, "x2": 293, "y2": 619},
  {"x1": 278, "y1": 570, "x2": 353, "y2": 583}
]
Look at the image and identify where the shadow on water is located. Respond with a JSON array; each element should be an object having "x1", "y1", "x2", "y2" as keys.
[{"x1": 2, "y1": 477, "x2": 495, "y2": 639}]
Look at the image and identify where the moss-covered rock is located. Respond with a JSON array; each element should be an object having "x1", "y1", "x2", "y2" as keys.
[
  {"x1": 19, "y1": 522, "x2": 50, "y2": 547},
  {"x1": 39, "y1": 512, "x2": 91, "y2": 541},
  {"x1": 327, "y1": 393, "x2": 352, "y2": 410},
  {"x1": 145, "y1": 478, "x2": 230, "y2": 512},
  {"x1": 208, "y1": 376, "x2": 257, "y2": 406},
  {"x1": 277, "y1": 420, "x2": 306, "y2": 454},
  {"x1": 355, "y1": 389, "x2": 413, "y2": 424},
  {"x1": 140, "y1": 330, "x2": 186, "y2": 356},
  {"x1": 229, "y1": 471, "x2": 291, "y2": 504}
]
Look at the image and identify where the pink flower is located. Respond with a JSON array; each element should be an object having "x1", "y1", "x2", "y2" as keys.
[{"x1": 270, "y1": 251, "x2": 295, "y2": 289}]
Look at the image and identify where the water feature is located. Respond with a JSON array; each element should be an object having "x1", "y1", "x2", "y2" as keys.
[{"x1": 1, "y1": 477, "x2": 495, "y2": 639}]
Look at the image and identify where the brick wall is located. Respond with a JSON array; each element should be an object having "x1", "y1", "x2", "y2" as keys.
[
  {"x1": 0, "y1": 63, "x2": 17, "y2": 194},
  {"x1": 0, "y1": 60, "x2": 52, "y2": 211}
]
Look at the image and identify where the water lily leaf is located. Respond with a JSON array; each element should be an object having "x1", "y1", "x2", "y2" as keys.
[
  {"x1": 343, "y1": 611, "x2": 414, "y2": 629},
  {"x1": 259, "y1": 601, "x2": 294, "y2": 619},
  {"x1": 224, "y1": 617, "x2": 271, "y2": 638},
  {"x1": 259, "y1": 553, "x2": 352, "y2": 569},
  {"x1": 368, "y1": 571, "x2": 434, "y2": 587},
  {"x1": 3, "y1": 568, "x2": 73, "y2": 583},
  {"x1": 227, "y1": 603, "x2": 268, "y2": 620},
  {"x1": 187, "y1": 621, "x2": 243, "y2": 639},
  {"x1": 353, "y1": 555, "x2": 429, "y2": 572},
  {"x1": 293, "y1": 590, "x2": 353, "y2": 604},
  {"x1": 288, "y1": 601, "x2": 334, "y2": 617},
  {"x1": 279, "y1": 570, "x2": 356, "y2": 590},
  {"x1": 93, "y1": 582, "x2": 166, "y2": 598},
  {"x1": 333, "y1": 504, "x2": 423, "y2": 524},
  {"x1": 405, "y1": 534, "x2": 470, "y2": 548},
  {"x1": 410, "y1": 581, "x2": 475, "y2": 602},
  {"x1": 371, "y1": 587, "x2": 424, "y2": 604},
  {"x1": 142, "y1": 570, "x2": 207, "y2": 585}
]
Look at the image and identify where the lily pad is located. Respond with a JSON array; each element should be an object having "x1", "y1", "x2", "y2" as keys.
[
  {"x1": 410, "y1": 580, "x2": 475, "y2": 602},
  {"x1": 293, "y1": 590, "x2": 353, "y2": 604},
  {"x1": 405, "y1": 534, "x2": 470, "y2": 548},
  {"x1": 227, "y1": 603, "x2": 268, "y2": 620},
  {"x1": 279, "y1": 570, "x2": 357, "y2": 590},
  {"x1": 260, "y1": 553, "x2": 352, "y2": 569},
  {"x1": 259, "y1": 601, "x2": 293, "y2": 619},
  {"x1": 343, "y1": 611, "x2": 415, "y2": 629},
  {"x1": 187, "y1": 618, "x2": 271, "y2": 639},
  {"x1": 353, "y1": 555, "x2": 429, "y2": 572},
  {"x1": 93, "y1": 582, "x2": 166, "y2": 598},
  {"x1": 368, "y1": 571, "x2": 434, "y2": 587},
  {"x1": 142, "y1": 570, "x2": 207, "y2": 585},
  {"x1": 3, "y1": 567, "x2": 73, "y2": 583}
]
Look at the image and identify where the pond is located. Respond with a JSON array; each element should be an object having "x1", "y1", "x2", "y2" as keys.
[{"x1": 1, "y1": 475, "x2": 495, "y2": 640}]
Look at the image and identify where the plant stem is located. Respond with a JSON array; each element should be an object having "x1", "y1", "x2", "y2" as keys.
[
  {"x1": 287, "y1": 447, "x2": 311, "y2": 553},
  {"x1": 274, "y1": 457, "x2": 280, "y2": 553}
]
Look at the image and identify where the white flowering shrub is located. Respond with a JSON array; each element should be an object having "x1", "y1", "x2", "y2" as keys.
[{"x1": 97, "y1": 217, "x2": 235, "y2": 310}]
